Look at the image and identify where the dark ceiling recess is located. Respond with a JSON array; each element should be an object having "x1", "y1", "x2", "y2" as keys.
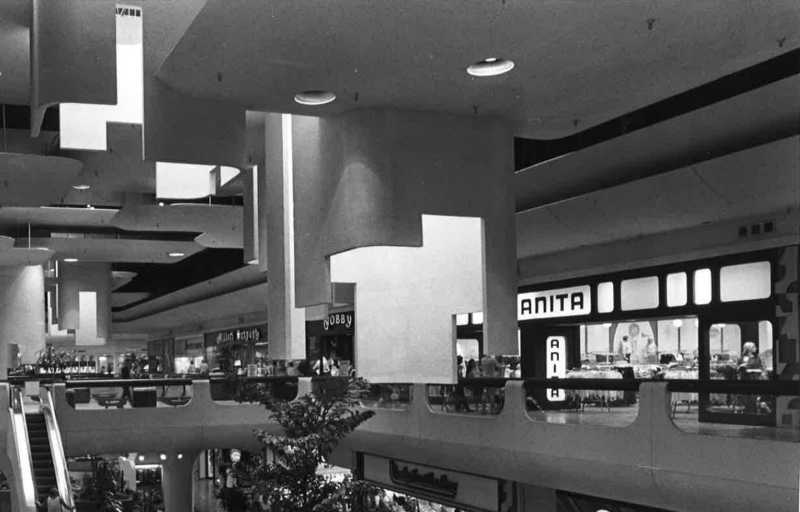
[
  {"x1": 0, "y1": 104, "x2": 60, "y2": 132},
  {"x1": 112, "y1": 248, "x2": 245, "y2": 311},
  {"x1": 514, "y1": 48, "x2": 800, "y2": 170}
]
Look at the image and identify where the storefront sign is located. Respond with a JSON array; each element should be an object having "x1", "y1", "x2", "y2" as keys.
[
  {"x1": 205, "y1": 325, "x2": 267, "y2": 346},
  {"x1": 518, "y1": 285, "x2": 591, "y2": 320},
  {"x1": 323, "y1": 312, "x2": 354, "y2": 331},
  {"x1": 360, "y1": 453, "x2": 513, "y2": 512},
  {"x1": 546, "y1": 336, "x2": 566, "y2": 402}
]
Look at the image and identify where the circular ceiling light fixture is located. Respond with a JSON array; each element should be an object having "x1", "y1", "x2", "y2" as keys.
[
  {"x1": 63, "y1": 258, "x2": 79, "y2": 263},
  {"x1": 72, "y1": 184, "x2": 91, "y2": 191},
  {"x1": 167, "y1": 252, "x2": 185, "y2": 258},
  {"x1": 294, "y1": 90, "x2": 336, "y2": 106},
  {"x1": 466, "y1": 57, "x2": 515, "y2": 77}
]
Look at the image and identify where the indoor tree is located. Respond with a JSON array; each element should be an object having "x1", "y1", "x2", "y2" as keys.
[{"x1": 226, "y1": 377, "x2": 377, "y2": 512}]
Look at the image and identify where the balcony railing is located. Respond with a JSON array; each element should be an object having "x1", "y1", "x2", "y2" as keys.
[{"x1": 426, "y1": 378, "x2": 508, "y2": 415}]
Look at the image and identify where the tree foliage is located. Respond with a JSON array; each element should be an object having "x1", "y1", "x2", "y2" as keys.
[{"x1": 226, "y1": 377, "x2": 375, "y2": 512}]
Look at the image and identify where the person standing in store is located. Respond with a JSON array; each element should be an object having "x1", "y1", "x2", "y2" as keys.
[{"x1": 120, "y1": 361, "x2": 132, "y2": 404}]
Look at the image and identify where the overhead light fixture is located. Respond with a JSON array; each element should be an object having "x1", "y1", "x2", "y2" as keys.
[
  {"x1": 294, "y1": 90, "x2": 336, "y2": 106},
  {"x1": 177, "y1": 453, "x2": 183, "y2": 460},
  {"x1": 72, "y1": 184, "x2": 91, "y2": 191},
  {"x1": 63, "y1": 258, "x2": 79, "y2": 263},
  {"x1": 168, "y1": 252, "x2": 185, "y2": 258},
  {"x1": 467, "y1": 57, "x2": 515, "y2": 77},
  {"x1": 158, "y1": 202, "x2": 165, "y2": 207},
  {"x1": 159, "y1": 454, "x2": 167, "y2": 461},
  {"x1": 86, "y1": 204, "x2": 95, "y2": 210},
  {"x1": 138, "y1": 455, "x2": 144, "y2": 462}
]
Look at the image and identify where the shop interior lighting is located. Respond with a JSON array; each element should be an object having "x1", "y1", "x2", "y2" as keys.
[
  {"x1": 294, "y1": 90, "x2": 337, "y2": 106},
  {"x1": 160, "y1": 454, "x2": 167, "y2": 461},
  {"x1": 466, "y1": 57, "x2": 515, "y2": 77},
  {"x1": 63, "y1": 258, "x2": 79, "y2": 263},
  {"x1": 168, "y1": 252, "x2": 185, "y2": 258}
]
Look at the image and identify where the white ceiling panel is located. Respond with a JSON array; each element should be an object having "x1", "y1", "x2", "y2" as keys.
[
  {"x1": 26, "y1": 237, "x2": 202, "y2": 263},
  {"x1": 112, "y1": 203, "x2": 243, "y2": 248}
]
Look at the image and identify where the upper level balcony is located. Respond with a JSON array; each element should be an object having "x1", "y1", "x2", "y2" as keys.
[{"x1": 1, "y1": 376, "x2": 798, "y2": 512}]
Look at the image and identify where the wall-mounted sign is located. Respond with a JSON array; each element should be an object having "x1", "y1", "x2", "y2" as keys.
[
  {"x1": 323, "y1": 311, "x2": 354, "y2": 331},
  {"x1": 204, "y1": 325, "x2": 267, "y2": 347},
  {"x1": 359, "y1": 453, "x2": 514, "y2": 512},
  {"x1": 518, "y1": 285, "x2": 591, "y2": 320},
  {"x1": 546, "y1": 336, "x2": 566, "y2": 402}
]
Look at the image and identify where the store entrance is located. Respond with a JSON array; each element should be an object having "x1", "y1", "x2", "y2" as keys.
[{"x1": 699, "y1": 315, "x2": 775, "y2": 426}]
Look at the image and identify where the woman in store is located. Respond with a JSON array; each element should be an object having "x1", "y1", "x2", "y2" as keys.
[{"x1": 737, "y1": 342, "x2": 763, "y2": 380}]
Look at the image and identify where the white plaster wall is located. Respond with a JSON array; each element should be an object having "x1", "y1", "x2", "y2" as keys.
[
  {"x1": 58, "y1": 263, "x2": 112, "y2": 342},
  {"x1": 330, "y1": 215, "x2": 483, "y2": 383},
  {"x1": 0, "y1": 266, "x2": 45, "y2": 376}
]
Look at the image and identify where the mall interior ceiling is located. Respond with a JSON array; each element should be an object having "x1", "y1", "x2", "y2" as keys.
[{"x1": 0, "y1": 0, "x2": 797, "y2": 337}]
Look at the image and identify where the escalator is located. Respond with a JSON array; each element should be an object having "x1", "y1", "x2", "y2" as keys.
[
  {"x1": 8, "y1": 386, "x2": 75, "y2": 511},
  {"x1": 25, "y1": 413, "x2": 58, "y2": 500}
]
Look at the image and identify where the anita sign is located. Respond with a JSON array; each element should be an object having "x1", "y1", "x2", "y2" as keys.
[
  {"x1": 546, "y1": 336, "x2": 566, "y2": 402},
  {"x1": 518, "y1": 285, "x2": 591, "y2": 320}
]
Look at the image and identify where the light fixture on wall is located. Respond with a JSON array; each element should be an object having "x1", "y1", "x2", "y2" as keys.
[
  {"x1": 72, "y1": 184, "x2": 91, "y2": 191},
  {"x1": 294, "y1": 90, "x2": 336, "y2": 106},
  {"x1": 466, "y1": 57, "x2": 515, "y2": 77},
  {"x1": 167, "y1": 252, "x2": 185, "y2": 258},
  {"x1": 63, "y1": 258, "x2": 79, "y2": 263}
]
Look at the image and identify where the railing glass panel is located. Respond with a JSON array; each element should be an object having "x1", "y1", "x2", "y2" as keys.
[
  {"x1": 426, "y1": 378, "x2": 507, "y2": 415},
  {"x1": 667, "y1": 379, "x2": 800, "y2": 442},
  {"x1": 524, "y1": 379, "x2": 640, "y2": 427}
]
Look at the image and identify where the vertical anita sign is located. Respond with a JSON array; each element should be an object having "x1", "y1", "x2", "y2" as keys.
[{"x1": 546, "y1": 336, "x2": 566, "y2": 402}]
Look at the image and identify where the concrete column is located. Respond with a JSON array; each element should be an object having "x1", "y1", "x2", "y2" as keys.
[
  {"x1": 517, "y1": 483, "x2": 557, "y2": 512},
  {"x1": 57, "y1": 261, "x2": 112, "y2": 344},
  {"x1": 161, "y1": 453, "x2": 195, "y2": 512},
  {"x1": 0, "y1": 266, "x2": 46, "y2": 377},
  {"x1": 291, "y1": 109, "x2": 517, "y2": 374},
  {"x1": 265, "y1": 113, "x2": 305, "y2": 360}
]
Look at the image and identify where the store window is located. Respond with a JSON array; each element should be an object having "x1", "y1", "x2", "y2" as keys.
[
  {"x1": 576, "y1": 317, "x2": 698, "y2": 379},
  {"x1": 720, "y1": 261, "x2": 771, "y2": 302},
  {"x1": 620, "y1": 276, "x2": 659, "y2": 311},
  {"x1": 597, "y1": 281, "x2": 614, "y2": 313},
  {"x1": 455, "y1": 314, "x2": 469, "y2": 326},
  {"x1": 471, "y1": 311, "x2": 483, "y2": 324},
  {"x1": 693, "y1": 268, "x2": 712, "y2": 305},
  {"x1": 666, "y1": 272, "x2": 688, "y2": 307}
]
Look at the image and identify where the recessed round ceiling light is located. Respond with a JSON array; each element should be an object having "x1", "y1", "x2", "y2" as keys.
[
  {"x1": 294, "y1": 90, "x2": 336, "y2": 106},
  {"x1": 168, "y1": 252, "x2": 185, "y2": 258},
  {"x1": 72, "y1": 184, "x2": 91, "y2": 191},
  {"x1": 63, "y1": 258, "x2": 79, "y2": 263},
  {"x1": 466, "y1": 57, "x2": 515, "y2": 77}
]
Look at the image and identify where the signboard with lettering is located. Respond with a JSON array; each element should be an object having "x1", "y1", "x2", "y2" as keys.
[
  {"x1": 323, "y1": 311, "x2": 354, "y2": 331},
  {"x1": 204, "y1": 325, "x2": 267, "y2": 348},
  {"x1": 517, "y1": 285, "x2": 591, "y2": 321},
  {"x1": 546, "y1": 336, "x2": 566, "y2": 402},
  {"x1": 359, "y1": 453, "x2": 514, "y2": 512}
]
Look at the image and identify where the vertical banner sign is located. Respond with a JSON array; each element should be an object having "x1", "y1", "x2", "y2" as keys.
[{"x1": 546, "y1": 336, "x2": 566, "y2": 402}]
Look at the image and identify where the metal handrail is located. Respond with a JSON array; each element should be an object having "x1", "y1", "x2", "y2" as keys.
[
  {"x1": 40, "y1": 388, "x2": 76, "y2": 511},
  {"x1": 522, "y1": 378, "x2": 800, "y2": 395},
  {"x1": 8, "y1": 386, "x2": 37, "y2": 509}
]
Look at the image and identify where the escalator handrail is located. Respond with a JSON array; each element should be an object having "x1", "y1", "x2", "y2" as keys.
[
  {"x1": 8, "y1": 386, "x2": 37, "y2": 509},
  {"x1": 40, "y1": 388, "x2": 76, "y2": 511}
]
